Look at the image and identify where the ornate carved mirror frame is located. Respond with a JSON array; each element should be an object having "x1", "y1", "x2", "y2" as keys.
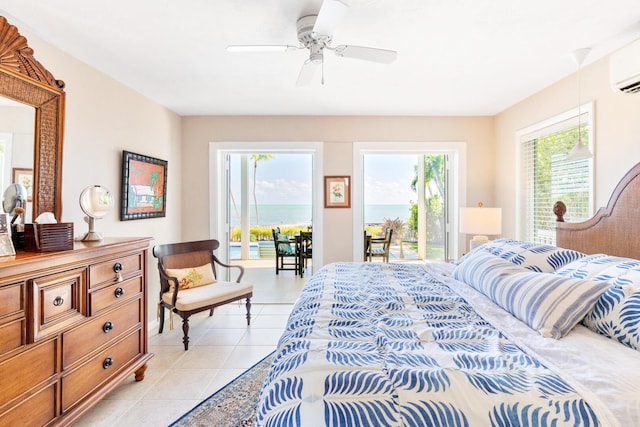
[{"x1": 0, "y1": 16, "x2": 65, "y2": 220}]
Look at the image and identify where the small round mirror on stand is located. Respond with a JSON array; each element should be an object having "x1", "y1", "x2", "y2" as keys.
[{"x1": 79, "y1": 185, "x2": 113, "y2": 241}]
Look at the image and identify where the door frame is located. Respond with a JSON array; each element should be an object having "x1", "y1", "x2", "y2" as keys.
[
  {"x1": 352, "y1": 142, "x2": 467, "y2": 261},
  {"x1": 209, "y1": 141, "x2": 324, "y2": 273}
]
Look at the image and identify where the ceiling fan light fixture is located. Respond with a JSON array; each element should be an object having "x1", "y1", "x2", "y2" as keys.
[
  {"x1": 227, "y1": 0, "x2": 397, "y2": 86},
  {"x1": 309, "y1": 42, "x2": 324, "y2": 64}
]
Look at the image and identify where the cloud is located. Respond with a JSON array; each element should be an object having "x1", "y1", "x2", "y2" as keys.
[
  {"x1": 364, "y1": 175, "x2": 416, "y2": 204},
  {"x1": 254, "y1": 178, "x2": 312, "y2": 204}
]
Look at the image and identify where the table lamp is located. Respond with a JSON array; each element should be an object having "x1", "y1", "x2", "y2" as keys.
[{"x1": 459, "y1": 202, "x2": 502, "y2": 250}]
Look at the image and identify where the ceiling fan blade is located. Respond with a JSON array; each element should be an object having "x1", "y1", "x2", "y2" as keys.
[
  {"x1": 313, "y1": 0, "x2": 349, "y2": 37},
  {"x1": 296, "y1": 60, "x2": 321, "y2": 86},
  {"x1": 333, "y1": 45, "x2": 397, "y2": 64},
  {"x1": 226, "y1": 45, "x2": 299, "y2": 53}
]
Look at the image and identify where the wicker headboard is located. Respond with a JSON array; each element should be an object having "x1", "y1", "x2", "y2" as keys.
[{"x1": 555, "y1": 161, "x2": 640, "y2": 259}]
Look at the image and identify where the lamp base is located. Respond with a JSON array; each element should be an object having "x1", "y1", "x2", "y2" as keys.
[{"x1": 470, "y1": 235, "x2": 489, "y2": 250}]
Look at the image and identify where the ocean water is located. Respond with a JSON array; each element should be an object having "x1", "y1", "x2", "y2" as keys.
[{"x1": 229, "y1": 204, "x2": 412, "y2": 227}]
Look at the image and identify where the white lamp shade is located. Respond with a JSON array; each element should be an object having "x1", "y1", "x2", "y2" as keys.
[
  {"x1": 459, "y1": 207, "x2": 502, "y2": 236},
  {"x1": 567, "y1": 141, "x2": 593, "y2": 161}
]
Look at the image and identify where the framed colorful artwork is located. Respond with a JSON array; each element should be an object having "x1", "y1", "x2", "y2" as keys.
[
  {"x1": 12, "y1": 168, "x2": 33, "y2": 202},
  {"x1": 120, "y1": 151, "x2": 167, "y2": 220},
  {"x1": 324, "y1": 176, "x2": 350, "y2": 208}
]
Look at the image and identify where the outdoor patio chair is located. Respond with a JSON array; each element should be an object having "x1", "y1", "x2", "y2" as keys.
[
  {"x1": 364, "y1": 230, "x2": 372, "y2": 261},
  {"x1": 153, "y1": 239, "x2": 253, "y2": 350},
  {"x1": 297, "y1": 230, "x2": 312, "y2": 277},
  {"x1": 272, "y1": 227, "x2": 299, "y2": 274},
  {"x1": 369, "y1": 227, "x2": 393, "y2": 262}
]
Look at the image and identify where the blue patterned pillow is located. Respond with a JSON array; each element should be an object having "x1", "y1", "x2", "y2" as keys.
[
  {"x1": 459, "y1": 238, "x2": 584, "y2": 273},
  {"x1": 558, "y1": 256, "x2": 640, "y2": 351},
  {"x1": 454, "y1": 251, "x2": 611, "y2": 339}
]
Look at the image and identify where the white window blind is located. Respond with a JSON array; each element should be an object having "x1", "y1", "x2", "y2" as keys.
[{"x1": 519, "y1": 105, "x2": 593, "y2": 245}]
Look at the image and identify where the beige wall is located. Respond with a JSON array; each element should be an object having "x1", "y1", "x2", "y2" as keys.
[
  {"x1": 494, "y1": 49, "x2": 640, "y2": 238},
  {"x1": 19, "y1": 29, "x2": 183, "y2": 324},
  {"x1": 182, "y1": 116, "x2": 495, "y2": 262}
]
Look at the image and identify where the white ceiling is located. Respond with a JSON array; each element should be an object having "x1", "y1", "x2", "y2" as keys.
[{"x1": 2, "y1": 0, "x2": 640, "y2": 116}]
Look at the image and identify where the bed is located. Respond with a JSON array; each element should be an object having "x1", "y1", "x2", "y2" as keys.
[{"x1": 255, "y1": 162, "x2": 640, "y2": 427}]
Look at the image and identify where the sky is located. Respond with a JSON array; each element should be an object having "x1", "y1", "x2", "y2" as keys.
[{"x1": 229, "y1": 153, "x2": 420, "y2": 205}]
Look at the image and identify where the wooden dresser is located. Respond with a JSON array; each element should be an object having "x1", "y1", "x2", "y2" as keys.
[{"x1": 0, "y1": 237, "x2": 153, "y2": 426}]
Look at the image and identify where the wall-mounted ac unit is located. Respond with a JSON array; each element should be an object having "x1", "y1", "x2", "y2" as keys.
[{"x1": 610, "y1": 38, "x2": 640, "y2": 94}]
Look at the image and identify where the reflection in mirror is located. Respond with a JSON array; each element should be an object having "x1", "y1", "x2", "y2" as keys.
[{"x1": 0, "y1": 97, "x2": 35, "y2": 223}]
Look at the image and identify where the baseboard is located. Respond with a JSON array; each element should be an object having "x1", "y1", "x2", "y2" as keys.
[{"x1": 148, "y1": 318, "x2": 159, "y2": 337}]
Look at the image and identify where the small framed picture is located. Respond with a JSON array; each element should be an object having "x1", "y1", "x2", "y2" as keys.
[
  {"x1": 121, "y1": 151, "x2": 168, "y2": 221},
  {"x1": 12, "y1": 168, "x2": 33, "y2": 202},
  {"x1": 324, "y1": 176, "x2": 350, "y2": 208}
]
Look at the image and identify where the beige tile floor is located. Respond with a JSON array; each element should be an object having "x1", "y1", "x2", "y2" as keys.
[
  {"x1": 73, "y1": 259, "x2": 306, "y2": 427},
  {"x1": 72, "y1": 258, "x2": 398, "y2": 426},
  {"x1": 73, "y1": 303, "x2": 295, "y2": 426}
]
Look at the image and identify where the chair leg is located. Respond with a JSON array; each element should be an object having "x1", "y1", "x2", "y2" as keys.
[
  {"x1": 158, "y1": 305, "x2": 165, "y2": 334},
  {"x1": 181, "y1": 316, "x2": 190, "y2": 351},
  {"x1": 209, "y1": 308, "x2": 214, "y2": 316},
  {"x1": 245, "y1": 297, "x2": 252, "y2": 325}
]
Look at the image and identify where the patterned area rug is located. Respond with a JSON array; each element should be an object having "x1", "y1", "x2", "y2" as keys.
[{"x1": 170, "y1": 351, "x2": 275, "y2": 427}]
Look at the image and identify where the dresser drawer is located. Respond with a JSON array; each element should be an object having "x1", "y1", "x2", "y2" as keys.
[
  {"x1": 61, "y1": 330, "x2": 142, "y2": 412},
  {"x1": 89, "y1": 276, "x2": 142, "y2": 315},
  {"x1": 31, "y1": 267, "x2": 87, "y2": 342},
  {"x1": 0, "y1": 382, "x2": 56, "y2": 427},
  {"x1": 89, "y1": 253, "x2": 143, "y2": 288},
  {"x1": 0, "y1": 282, "x2": 24, "y2": 318},
  {"x1": 0, "y1": 319, "x2": 25, "y2": 356},
  {"x1": 0, "y1": 338, "x2": 56, "y2": 405},
  {"x1": 63, "y1": 297, "x2": 141, "y2": 368}
]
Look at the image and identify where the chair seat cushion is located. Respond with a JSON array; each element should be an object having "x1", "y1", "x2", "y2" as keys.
[
  {"x1": 371, "y1": 248, "x2": 386, "y2": 255},
  {"x1": 163, "y1": 281, "x2": 253, "y2": 312}
]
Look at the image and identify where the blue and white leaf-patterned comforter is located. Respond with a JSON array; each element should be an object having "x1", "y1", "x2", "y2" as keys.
[{"x1": 255, "y1": 262, "x2": 618, "y2": 426}]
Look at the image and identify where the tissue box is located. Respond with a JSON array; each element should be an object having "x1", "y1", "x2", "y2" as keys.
[{"x1": 24, "y1": 223, "x2": 74, "y2": 252}]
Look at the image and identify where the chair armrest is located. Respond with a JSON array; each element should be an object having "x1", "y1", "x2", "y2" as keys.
[
  {"x1": 158, "y1": 268, "x2": 180, "y2": 306},
  {"x1": 212, "y1": 255, "x2": 245, "y2": 283}
]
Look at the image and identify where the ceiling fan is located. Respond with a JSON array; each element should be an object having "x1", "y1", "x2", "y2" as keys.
[{"x1": 226, "y1": 0, "x2": 397, "y2": 85}]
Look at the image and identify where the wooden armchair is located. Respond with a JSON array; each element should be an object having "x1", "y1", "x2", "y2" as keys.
[
  {"x1": 272, "y1": 227, "x2": 298, "y2": 275},
  {"x1": 369, "y1": 227, "x2": 393, "y2": 262},
  {"x1": 153, "y1": 239, "x2": 253, "y2": 350}
]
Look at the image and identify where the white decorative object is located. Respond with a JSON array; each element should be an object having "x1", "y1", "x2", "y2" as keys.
[{"x1": 79, "y1": 185, "x2": 113, "y2": 241}]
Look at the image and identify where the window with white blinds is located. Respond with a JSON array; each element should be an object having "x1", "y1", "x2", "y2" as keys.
[{"x1": 518, "y1": 103, "x2": 594, "y2": 245}]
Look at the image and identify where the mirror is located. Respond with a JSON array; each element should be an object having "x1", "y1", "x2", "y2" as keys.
[
  {"x1": 79, "y1": 185, "x2": 113, "y2": 241},
  {"x1": 0, "y1": 15, "x2": 65, "y2": 221}
]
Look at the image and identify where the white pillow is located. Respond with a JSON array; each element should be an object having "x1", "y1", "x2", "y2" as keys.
[
  {"x1": 459, "y1": 238, "x2": 584, "y2": 273},
  {"x1": 454, "y1": 251, "x2": 610, "y2": 339},
  {"x1": 557, "y1": 255, "x2": 640, "y2": 351},
  {"x1": 165, "y1": 263, "x2": 216, "y2": 290}
]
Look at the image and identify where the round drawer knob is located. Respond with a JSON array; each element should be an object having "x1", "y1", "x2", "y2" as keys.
[
  {"x1": 114, "y1": 287, "x2": 125, "y2": 298},
  {"x1": 113, "y1": 262, "x2": 123, "y2": 282},
  {"x1": 52, "y1": 296, "x2": 64, "y2": 306},
  {"x1": 103, "y1": 357, "x2": 113, "y2": 369},
  {"x1": 103, "y1": 321, "x2": 114, "y2": 333}
]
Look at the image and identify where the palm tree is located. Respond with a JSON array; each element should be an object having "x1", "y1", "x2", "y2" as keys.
[
  {"x1": 251, "y1": 153, "x2": 274, "y2": 225},
  {"x1": 411, "y1": 155, "x2": 445, "y2": 198}
]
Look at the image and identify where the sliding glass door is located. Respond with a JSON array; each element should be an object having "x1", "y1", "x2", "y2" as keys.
[{"x1": 362, "y1": 153, "x2": 448, "y2": 261}]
